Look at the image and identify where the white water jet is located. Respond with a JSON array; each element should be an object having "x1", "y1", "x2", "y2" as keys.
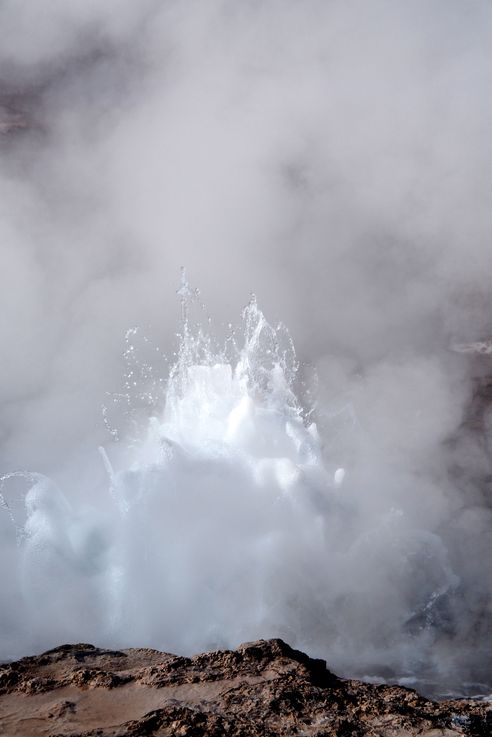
[
  {"x1": 99, "y1": 274, "x2": 339, "y2": 652},
  {"x1": 0, "y1": 274, "x2": 463, "y2": 695}
]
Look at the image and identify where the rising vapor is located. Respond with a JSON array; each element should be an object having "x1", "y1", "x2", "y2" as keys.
[{"x1": 1, "y1": 0, "x2": 491, "y2": 696}]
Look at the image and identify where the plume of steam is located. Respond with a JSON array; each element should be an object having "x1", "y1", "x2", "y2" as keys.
[{"x1": 1, "y1": 0, "x2": 492, "y2": 695}]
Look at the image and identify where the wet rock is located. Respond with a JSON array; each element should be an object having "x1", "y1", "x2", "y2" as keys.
[{"x1": 0, "y1": 639, "x2": 489, "y2": 736}]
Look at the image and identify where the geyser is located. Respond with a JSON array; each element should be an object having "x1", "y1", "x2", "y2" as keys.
[
  {"x1": 0, "y1": 275, "x2": 482, "y2": 698},
  {"x1": 1, "y1": 275, "x2": 339, "y2": 653}
]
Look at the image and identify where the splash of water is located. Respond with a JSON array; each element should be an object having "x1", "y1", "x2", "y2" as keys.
[
  {"x1": 96, "y1": 272, "x2": 338, "y2": 651},
  {"x1": 0, "y1": 273, "x2": 466, "y2": 695}
]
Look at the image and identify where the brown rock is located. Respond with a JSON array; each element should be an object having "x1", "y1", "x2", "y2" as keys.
[{"x1": 0, "y1": 639, "x2": 489, "y2": 736}]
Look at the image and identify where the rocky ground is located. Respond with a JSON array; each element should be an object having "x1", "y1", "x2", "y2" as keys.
[{"x1": 0, "y1": 639, "x2": 490, "y2": 736}]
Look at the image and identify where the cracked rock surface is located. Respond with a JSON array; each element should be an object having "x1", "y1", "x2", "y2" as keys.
[{"x1": 0, "y1": 639, "x2": 490, "y2": 736}]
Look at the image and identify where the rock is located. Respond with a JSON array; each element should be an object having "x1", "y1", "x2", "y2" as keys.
[{"x1": 0, "y1": 639, "x2": 489, "y2": 736}]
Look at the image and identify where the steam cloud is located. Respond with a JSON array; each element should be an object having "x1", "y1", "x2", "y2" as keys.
[{"x1": 1, "y1": 1, "x2": 492, "y2": 695}]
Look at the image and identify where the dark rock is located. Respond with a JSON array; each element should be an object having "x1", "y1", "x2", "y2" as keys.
[{"x1": 0, "y1": 639, "x2": 489, "y2": 736}]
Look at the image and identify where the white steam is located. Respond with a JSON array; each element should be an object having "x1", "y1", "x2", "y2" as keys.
[
  {"x1": 0, "y1": 278, "x2": 484, "y2": 695},
  {"x1": 0, "y1": 0, "x2": 492, "y2": 696}
]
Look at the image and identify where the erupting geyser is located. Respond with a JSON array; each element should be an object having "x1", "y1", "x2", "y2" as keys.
[
  {"x1": 0, "y1": 274, "x2": 485, "y2": 697},
  {"x1": 0, "y1": 275, "x2": 340, "y2": 653}
]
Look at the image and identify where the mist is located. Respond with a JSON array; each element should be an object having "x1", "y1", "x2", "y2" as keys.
[{"x1": 1, "y1": 0, "x2": 492, "y2": 695}]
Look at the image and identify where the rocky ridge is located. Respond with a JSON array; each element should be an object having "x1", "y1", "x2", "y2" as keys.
[{"x1": 0, "y1": 639, "x2": 490, "y2": 736}]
